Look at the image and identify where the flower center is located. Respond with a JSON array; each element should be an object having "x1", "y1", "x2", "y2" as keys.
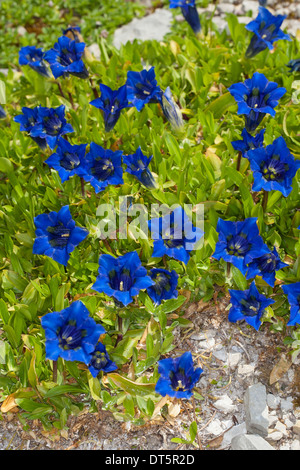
[
  {"x1": 109, "y1": 268, "x2": 133, "y2": 292},
  {"x1": 135, "y1": 81, "x2": 155, "y2": 100},
  {"x1": 163, "y1": 224, "x2": 184, "y2": 248},
  {"x1": 58, "y1": 323, "x2": 83, "y2": 350},
  {"x1": 241, "y1": 297, "x2": 261, "y2": 317},
  {"x1": 58, "y1": 48, "x2": 76, "y2": 66},
  {"x1": 170, "y1": 369, "x2": 190, "y2": 392},
  {"x1": 262, "y1": 158, "x2": 287, "y2": 181},
  {"x1": 90, "y1": 350, "x2": 108, "y2": 370},
  {"x1": 153, "y1": 272, "x2": 171, "y2": 295},
  {"x1": 60, "y1": 151, "x2": 81, "y2": 170},
  {"x1": 43, "y1": 114, "x2": 62, "y2": 135},
  {"x1": 247, "y1": 87, "x2": 265, "y2": 109},
  {"x1": 227, "y1": 234, "x2": 250, "y2": 256},
  {"x1": 259, "y1": 22, "x2": 277, "y2": 42},
  {"x1": 257, "y1": 253, "x2": 277, "y2": 273},
  {"x1": 92, "y1": 158, "x2": 114, "y2": 181},
  {"x1": 47, "y1": 223, "x2": 71, "y2": 248}
]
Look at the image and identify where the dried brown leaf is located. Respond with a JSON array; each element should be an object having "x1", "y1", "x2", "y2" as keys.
[{"x1": 269, "y1": 355, "x2": 292, "y2": 385}]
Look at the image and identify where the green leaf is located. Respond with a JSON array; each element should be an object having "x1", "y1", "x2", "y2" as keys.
[
  {"x1": 43, "y1": 385, "x2": 87, "y2": 398},
  {"x1": 205, "y1": 92, "x2": 236, "y2": 118},
  {"x1": 88, "y1": 376, "x2": 102, "y2": 401},
  {"x1": 0, "y1": 157, "x2": 14, "y2": 173},
  {"x1": 231, "y1": 266, "x2": 248, "y2": 290},
  {"x1": 189, "y1": 421, "x2": 198, "y2": 442},
  {"x1": 107, "y1": 373, "x2": 156, "y2": 397},
  {"x1": 0, "y1": 299, "x2": 9, "y2": 324}
]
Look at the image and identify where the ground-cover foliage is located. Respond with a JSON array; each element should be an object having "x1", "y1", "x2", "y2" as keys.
[{"x1": 0, "y1": 0, "x2": 300, "y2": 439}]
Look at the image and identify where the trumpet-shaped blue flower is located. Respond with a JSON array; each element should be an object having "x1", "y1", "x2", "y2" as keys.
[
  {"x1": 33, "y1": 205, "x2": 88, "y2": 266},
  {"x1": 228, "y1": 72, "x2": 286, "y2": 133},
  {"x1": 0, "y1": 106, "x2": 6, "y2": 119},
  {"x1": 19, "y1": 46, "x2": 51, "y2": 78},
  {"x1": 25, "y1": 105, "x2": 74, "y2": 150},
  {"x1": 149, "y1": 206, "x2": 204, "y2": 264},
  {"x1": 14, "y1": 107, "x2": 47, "y2": 150},
  {"x1": 88, "y1": 342, "x2": 118, "y2": 377},
  {"x1": 147, "y1": 268, "x2": 179, "y2": 305},
  {"x1": 213, "y1": 217, "x2": 269, "y2": 275},
  {"x1": 169, "y1": 1, "x2": 201, "y2": 35},
  {"x1": 44, "y1": 138, "x2": 88, "y2": 183},
  {"x1": 245, "y1": 7, "x2": 290, "y2": 58},
  {"x1": 246, "y1": 247, "x2": 288, "y2": 287},
  {"x1": 41, "y1": 300, "x2": 105, "y2": 364},
  {"x1": 155, "y1": 351, "x2": 203, "y2": 399},
  {"x1": 92, "y1": 251, "x2": 154, "y2": 306},
  {"x1": 287, "y1": 59, "x2": 300, "y2": 73},
  {"x1": 62, "y1": 25, "x2": 82, "y2": 42},
  {"x1": 247, "y1": 137, "x2": 300, "y2": 197},
  {"x1": 231, "y1": 128, "x2": 265, "y2": 158},
  {"x1": 90, "y1": 84, "x2": 131, "y2": 132},
  {"x1": 123, "y1": 147, "x2": 157, "y2": 189},
  {"x1": 81, "y1": 142, "x2": 123, "y2": 193},
  {"x1": 126, "y1": 67, "x2": 162, "y2": 112},
  {"x1": 228, "y1": 282, "x2": 275, "y2": 331},
  {"x1": 160, "y1": 87, "x2": 184, "y2": 131},
  {"x1": 282, "y1": 283, "x2": 300, "y2": 326},
  {"x1": 44, "y1": 36, "x2": 88, "y2": 79}
]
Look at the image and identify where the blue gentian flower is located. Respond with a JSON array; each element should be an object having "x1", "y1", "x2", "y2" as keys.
[
  {"x1": 41, "y1": 300, "x2": 105, "y2": 364},
  {"x1": 19, "y1": 46, "x2": 51, "y2": 78},
  {"x1": 44, "y1": 36, "x2": 88, "y2": 79},
  {"x1": 126, "y1": 67, "x2": 162, "y2": 112},
  {"x1": 258, "y1": 0, "x2": 267, "y2": 6},
  {"x1": 33, "y1": 205, "x2": 88, "y2": 266},
  {"x1": 282, "y1": 283, "x2": 300, "y2": 326},
  {"x1": 88, "y1": 342, "x2": 118, "y2": 377},
  {"x1": 14, "y1": 107, "x2": 48, "y2": 150},
  {"x1": 146, "y1": 268, "x2": 179, "y2": 305},
  {"x1": 92, "y1": 251, "x2": 154, "y2": 306},
  {"x1": 123, "y1": 147, "x2": 157, "y2": 189},
  {"x1": 44, "y1": 138, "x2": 88, "y2": 183},
  {"x1": 231, "y1": 128, "x2": 265, "y2": 158},
  {"x1": 62, "y1": 25, "x2": 82, "y2": 42},
  {"x1": 169, "y1": 0, "x2": 201, "y2": 35},
  {"x1": 245, "y1": 7, "x2": 290, "y2": 58},
  {"x1": 0, "y1": 106, "x2": 6, "y2": 119},
  {"x1": 28, "y1": 105, "x2": 74, "y2": 150},
  {"x1": 160, "y1": 87, "x2": 184, "y2": 131},
  {"x1": 228, "y1": 281, "x2": 275, "y2": 331},
  {"x1": 246, "y1": 247, "x2": 288, "y2": 287},
  {"x1": 155, "y1": 352, "x2": 203, "y2": 399},
  {"x1": 81, "y1": 142, "x2": 123, "y2": 193},
  {"x1": 228, "y1": 72, "x2": 286, "y2": 133},
  {"x1": 149, "y1": 206, "x2": 204, "y2": 264},
  {"x1": 213, "y1": 217, "x2": 269, "y2": 275},
  {"x1": 247, "y1": 136, "x2": 300, "y2": 197},
  {"x1": 287, "y1": 59, "x2": 300, "y2": 73},
  {"x1": 90, "y1": 84, "x2": 131, "y2": 132}
]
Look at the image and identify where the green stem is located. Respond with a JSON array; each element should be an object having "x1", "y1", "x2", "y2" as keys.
[
  {"x1": 262, "y1": 190, "x2": 268, "y2": 211},
  {"x1": 236, "y1": 151, "x2": 242, "y2": 172},
  {"x1": 80, "y1": 177, "x2": 85, "y2": 197},
  {"x1": 52, "y1": 360, "x2": 58, "y2": 383},
  {"x1": 227, "y1": 262, "x2": 231, "y2": 278},
  {"x1": 90, "y1": 78, "x2": 99, "y2": 99},
  {"x1": 192, "y1": 395, "x2": 203, "y2": 450},
  {"x1": 115, "y1": 316, "x2": 123, "y2": 347},
  {"x1": 68, "y1": 91, "x2": 75, "y2": 110},
  {"x1": 57, "y1": 81, "x2": 66, "y2": 99}
]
